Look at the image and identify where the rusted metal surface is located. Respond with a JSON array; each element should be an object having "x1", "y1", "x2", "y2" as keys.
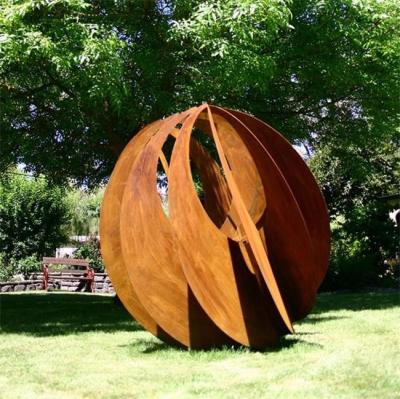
[{"x1": 100, "y1": 104, "x2": 330, "y2": 349}]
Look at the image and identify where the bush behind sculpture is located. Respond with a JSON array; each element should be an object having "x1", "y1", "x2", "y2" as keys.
[{"x1": 322, "y1": 203, "x2": 399, "y2": 290}]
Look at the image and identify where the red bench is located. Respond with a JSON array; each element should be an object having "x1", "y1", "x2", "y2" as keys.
[{"x1": 42, "y1": 257, "x2": 95, "y2": 292}]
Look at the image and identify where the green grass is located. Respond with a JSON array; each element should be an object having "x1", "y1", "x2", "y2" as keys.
[{"x1": 0, "y1": 290, "x2": 399, "y2": 399}]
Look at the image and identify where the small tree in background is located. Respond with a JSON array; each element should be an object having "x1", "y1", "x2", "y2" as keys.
[
  {"x1": 67, "y1": 187, "x2": 105, "y2": 272},
  {"x1": 67, "y1": 187, "x2": 104, "y2": 236},
  {"x1": 0, "y1": 170, "x2": 71, "y2": 280}
]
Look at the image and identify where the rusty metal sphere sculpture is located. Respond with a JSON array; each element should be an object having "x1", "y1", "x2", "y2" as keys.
[{"x1": 100, "y1": 104, "x2": 330, "y2": 349}]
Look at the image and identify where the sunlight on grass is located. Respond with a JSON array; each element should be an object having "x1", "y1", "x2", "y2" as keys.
[{"x1": 0, "y1": 291, "x2": 399, "y2": 399}]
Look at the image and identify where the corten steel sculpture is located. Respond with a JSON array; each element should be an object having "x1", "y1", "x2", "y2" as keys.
[{"x1": 100, "y1": 104, "x2": 330, "y2": 349}]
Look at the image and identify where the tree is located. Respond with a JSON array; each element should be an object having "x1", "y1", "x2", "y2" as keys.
[
  {"x1": 68, "y1": 186, "x2": 104, "y2": 236},
  {"x1": 1, "y1": 0, "x2": 398, "y2": 186},
  {"x1": 310, "y1": 136, "x2": 399, "y2": 289},
  {"x1": 0, "y1": 170, "x2": 71, "y2": 263},
  {"x1": 1, "y1": 1, "x2": 399, "y2": 288}
]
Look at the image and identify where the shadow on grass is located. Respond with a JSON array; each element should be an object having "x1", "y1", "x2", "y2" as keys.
[
  {"x1": 248, "y1": 336, "x2": 324, "y2": 353},
  {"x1": 0, "y1": 290, "x2": 398, "y2": 344},
  {"x1": 312, "y1": 290, "x2": 399, "y2": 314},
  {"x1": 299, "y1": 314, "x2": 349, "y2": 325},
  {"x1": 130, "y1": 334, "x2": 322, "y2": 355},
  {"x1": 0, "y1": 292, "x2": 142, "y2": 336}
]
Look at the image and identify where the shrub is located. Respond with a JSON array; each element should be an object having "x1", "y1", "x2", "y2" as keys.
[
  {"x1": 15, "y1": 255, "x2": 42, "y2": 278},
  {"x1": 74, "y1": 238, "x2": 105, "y2": 272},
  {"x1": 321, "y1": 203, "x2": 398, "y2": 291},
  {"x1": 0, "y1": 252, "x2": 13, "y2": 281},
  {"x1": 0, "y1": 254, "x2": 42, "y2": 281}
]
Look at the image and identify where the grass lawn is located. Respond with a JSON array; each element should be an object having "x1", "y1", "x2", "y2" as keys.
[{"x1": 0, "y1": 290, "x2": 399, "y2": 399}]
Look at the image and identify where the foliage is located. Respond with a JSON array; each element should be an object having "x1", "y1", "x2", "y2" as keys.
[
  {"x1": 74, "y1": 237, "x2": 104, "y2": 272},
  {"x1": 1, "y1": 0, "x2": 398, "y2": 186},
  {"x1": 0, "y1": 0, "x2": 128, "y2": 185},
  {"x1": 322, "y1": 208, "x2": 398, "y2": 290},
  {"x1": 14, "y1": 255, "x2": 42, "y2": 278},
  {"x1": 0, "y1": 252, "x2": 13, "y2": 281},
  {"x1": 310, "y1": 135, "x2": 399, "y2": 290},
  {"x1": 67, "y1": 187, "x2": 104, "y2": 236},
  {"x1": 172, "y1": 0, "x2": 291, "y2": 92},
  {"x1": 0, "y1": 170, "x2": 71, "y2": 264},
  {"x1": 0, "y1": 254, "x2": 43, "y2": 282}
]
